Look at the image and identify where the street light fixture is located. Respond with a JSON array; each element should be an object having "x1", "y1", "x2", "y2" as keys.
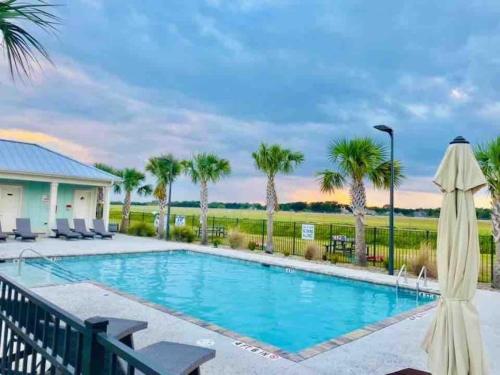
[{"x1": 374, "y1": 124, "x2": 395, "y2": 276}]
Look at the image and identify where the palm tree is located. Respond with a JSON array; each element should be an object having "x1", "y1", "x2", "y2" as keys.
[
  {"x1": 95, "y1": 163, "x2": 152, "y2": 233},
  {"x1": 252, "y1": 143, "x2": 304, "y2": 253},
  {"x1": 0, "y1": 0, "x2": 59, "y2": 79},
  {"x1": 182, "y1": 153, "x2": 231, "y2": 245},
  {"x1": 146, "y1": 154, "x2": 182, "y2": 238},
  {"x1": 317, "y1": 138, "x2": 403, "y2": 266},
  {"x1": 475, "y1": 136, "x2": 500, "y2": 288}
]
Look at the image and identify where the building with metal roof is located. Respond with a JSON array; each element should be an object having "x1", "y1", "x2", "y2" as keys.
[{"x1": 0, "y1": 139, "x2": 119, "y2": 233}]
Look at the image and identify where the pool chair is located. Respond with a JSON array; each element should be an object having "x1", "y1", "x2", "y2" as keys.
[
  {"x1": 14, "y1": 218, "x2": 37, "y2": 241},
  {"x1": 73, "y1": 218, "x2": 95, "y2": 238},
  {"x1": 93, "y1": 219, "x2": 113, "y2": 239},
  {"x1": 124, "y1": 340, "x2": 216, "y2": 375},
  {"x1": 54, "y1": 218, "x2": 81, "y2": 240},
  {"x1": 0, "y1": 222, "x2": 8, "y2": 241}
]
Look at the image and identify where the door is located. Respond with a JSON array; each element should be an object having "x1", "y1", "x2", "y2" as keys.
[
  {"x1": 73, "y1": 190, "x2": 93, "y2": 226},
  {"x1": 0, "y1": 185, "x2": 23, "y2": 232}
]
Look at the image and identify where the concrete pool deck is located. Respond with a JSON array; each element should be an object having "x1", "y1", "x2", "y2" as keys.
[{"x1": 1, "y1": 235, "x2": 499, "y2": 374}]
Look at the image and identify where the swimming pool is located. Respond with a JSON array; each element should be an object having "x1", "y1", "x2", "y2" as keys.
[{"x1": 28, "y1": 251, "x2": 434, "y2": 353}]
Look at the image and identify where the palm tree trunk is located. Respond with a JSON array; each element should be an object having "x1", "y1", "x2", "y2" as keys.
[
  {"x1": 200, "y1": 180, "x2": 209, "y2": 245},
  {"x1": 157, "y1": 191, "x2": 167, "y2": 239},
  {"x1": 120, "y1": 191, "x2": 132, "y2": 233},
  {"x1": 491, "y1": 197, "x2": 500, "y2": 288},
  {"x1": 350, "y1": 180, "x2": 367, "y2": 266},
  {"x1": 265, "y1": 175, "x2": 276, "y2": 253}
]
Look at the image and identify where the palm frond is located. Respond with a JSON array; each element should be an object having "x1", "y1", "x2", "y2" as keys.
[
  {"x1": 475, "y1": 136, "x2": 500, "y2": 198},
  {"x1": 0, "y1": 0, "x2": 60, "y2": 79},
  {"x1": 316, "y1": 169, "x2": 345, "y2": 193}
]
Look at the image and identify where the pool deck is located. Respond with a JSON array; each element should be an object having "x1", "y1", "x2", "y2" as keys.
[{"x1": 1, "y1": 235, "x2": 499, "y2": 374}]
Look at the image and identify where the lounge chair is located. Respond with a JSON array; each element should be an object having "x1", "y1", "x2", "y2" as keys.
[
  {"x1": 0, "y1": 221, "x2": 7, "y2": 241},
  {"x1": 54, "y1": 218, "x2": 81, "y2": 240},
  {"x1": 73, "y1": 218, "x2": 95, "y2": 238},
  {"x1": 93, "y1": 219, "x2": 113, "y2": 239},
  {"x1": 131, "y1": 341, "x2": 216, "y2": 375},
  {"x1": 14, "y1": 218, "x2": 37, "y2": 241}
]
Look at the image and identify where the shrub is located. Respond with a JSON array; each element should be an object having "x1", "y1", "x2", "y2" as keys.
[
  {"x1": 172, "y1": 226, "x2": 195, "y2": 243},
  {"x1": 304, "y1": 243, "x2": 321, "y2": 260},
  {"x1": 328, "y1": 253, "x2": 339, "y2": 264},
  {"x1": 247, "y1": 241, "x2": 258, "y2": 251},
  {"x1": 128, "y1": 222, "x2": 156, "y2": 237},
  {"x1": 212, "y1": 238, "x2": 222, "y2": 248},
  {"x1": 283, "y1": 248, "x2": 291, "y2": 257},
  {"x1": 228, "y1": 230, "x2": 245, "y2": 249},
  {"x1": 410, "y1": 241, "x2": 437, "y2": 278}
]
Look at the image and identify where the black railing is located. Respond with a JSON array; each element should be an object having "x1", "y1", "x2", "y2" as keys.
[
  {"x1": 0, "y1": 274, "x2": 165, "y2": 374},
  {"x1": 110, "y1": 211, "x2": 496, "y2": 284}
]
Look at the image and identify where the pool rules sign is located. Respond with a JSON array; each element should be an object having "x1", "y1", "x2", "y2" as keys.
[{"x1": 301, "y1": 224, "x2": 315, "y2": 240}]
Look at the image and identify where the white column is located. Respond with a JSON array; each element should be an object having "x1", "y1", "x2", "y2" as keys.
[
  {"x1": 102, "y1": 186, "x2": 111, "y2": 230},
  {"x1": 48, "y1": 182, "x2": 58, "y2": 235}
]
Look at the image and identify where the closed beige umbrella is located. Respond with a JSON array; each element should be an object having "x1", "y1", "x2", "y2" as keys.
[{"x1": 423, "y1": 136, "x2": 488, "y2": 375}]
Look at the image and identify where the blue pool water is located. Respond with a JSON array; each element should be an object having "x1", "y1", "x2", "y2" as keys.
[{"x1": 32, "y1": 251, "x2": 434, "y2": 353}]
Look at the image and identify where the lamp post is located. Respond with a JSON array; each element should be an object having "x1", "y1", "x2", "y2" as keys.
[
  {"x1": 165, "y1": 164, "x2": 173, "y2": 241},
  {"x1": 374, "y1": 124, "x2": 395, "y2": 275}
]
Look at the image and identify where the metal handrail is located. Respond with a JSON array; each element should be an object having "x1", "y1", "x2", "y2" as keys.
[
  {"x1": 416, "y1": 266, "x2": 428, "y2": 292},
  {"x1": 17, "y1": 248, "x2": 85, "y2": 281},
  {"x1": 396, "y1": 264, "x2": 408, "y2": 288}
]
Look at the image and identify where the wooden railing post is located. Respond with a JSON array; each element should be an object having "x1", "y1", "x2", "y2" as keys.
[{"x1": 83, "y1": 317, "x2": 109, "y2": 375}]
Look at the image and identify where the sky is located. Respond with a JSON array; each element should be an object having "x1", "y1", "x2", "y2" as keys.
[{"x1": 0, "y1": 0, "x2": 498, "y2": 208}]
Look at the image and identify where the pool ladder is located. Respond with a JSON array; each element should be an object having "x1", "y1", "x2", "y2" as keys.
[
  {"x1": 416, "y1": 266, "x2": 428, "y2": 293},
  {"x1": 17, "y1": 248, "x2": 86, "y2": 282},
  {"x1": 396, "y1": 264, "x2": 408, "y2": 290}
]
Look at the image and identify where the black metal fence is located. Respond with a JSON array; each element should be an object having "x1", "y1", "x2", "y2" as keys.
[
  {"x1": 110, "y1": 211, "x2": 496, "y2": 284},
  {"x1": 0, "y1": 274, "x2": 165, "y2": 374}
]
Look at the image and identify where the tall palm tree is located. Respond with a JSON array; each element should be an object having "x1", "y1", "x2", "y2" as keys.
[
  {"x1": 475, "y1": 136, "x2": 500, "y2": 288},
  {"x1": 182, "y1": 153, "x2": 231, "y2": 245},
  {"x1": 317, "y1": 138, "x2": 403, "y2": 266},
  {"x1": 0, "y1": 0, "x2": 59, "y2": 79},
  {"x1": 95, "y1": 163, "x2": 152, "y2": 233},
  {"x1": 252, "y1": 143, "x2": 304, "y2": 253},
  {"x1": 146, "y1": 154, "x2": 182, "y2": 238}
]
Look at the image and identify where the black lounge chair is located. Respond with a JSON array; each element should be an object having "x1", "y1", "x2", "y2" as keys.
[
  {"x1": 0, "y1": 221, "x2": 7, "y2": 241},
  {"x1": 14, "y1": 218, "x2": 37, "y2": 241},
  {"x1": 93, "y1": 219, "x2": 113, "y2": 239},
  {"x1": 73, "y1": 218, "x2": 95, "y2": 238},
  {"x1": 54, "y1": 218, "x2": 80, "y2": 240},
  {"x1": 132, "y1": 341, "x2": 216, "y2": 375}
]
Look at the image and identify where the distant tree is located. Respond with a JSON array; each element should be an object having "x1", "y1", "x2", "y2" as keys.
[
  {"x1": 317, "y1": 138, "x2": 404, "y2": 266},
  {"x1": 146, "y1": 154, "x2": 182, "y2": 238},
  {"x1": 182, "y1": 153, "x2": 231, "y2": 245},
  {"x1": 475, "y1": 136, "x2": 500, "y2": 288},
  {"x1": 95, "y1": 164, "x2": 152, "y2": 233},
  {"x1": 0, "y1": 0, "x2": 59, "y2": 79},
  {"x1": 252, "y1": 143, "x2": 304, "y2": 253}
]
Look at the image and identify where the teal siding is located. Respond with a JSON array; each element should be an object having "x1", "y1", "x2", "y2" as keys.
[{"x1": 0, "y1": 179, "x2": 97, "y2": 232}]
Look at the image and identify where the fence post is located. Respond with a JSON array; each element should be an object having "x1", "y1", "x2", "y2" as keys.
[
  {"x1": 211, "y1": 216, "x2": 215, "y2": 243},
  {"x1": 142, "y1": 212, "x2": 145, "y2": 223},
  {"x1": 425, "y1": 230, "x2": 429, "y2": 242},
  {"x1": 261, "y1": 219, "x2": 265, "y2": 250},
  {"x1": 82, "y1": 317, "x2": 109, "y2": 375},
  {"x1": 292, "y1": 222, "x2": 296, "y2": 255},
  {"x1": 492, "y1": 235, "x2": 495, "y2": 287},
  {"x1": 373, "y1": 227, "x2": 377, "y2": 266}
]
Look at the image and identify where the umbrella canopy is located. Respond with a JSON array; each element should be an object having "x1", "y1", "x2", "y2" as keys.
[{"x1": 423, "y1": 136, "x2": 488, "y2": 375}]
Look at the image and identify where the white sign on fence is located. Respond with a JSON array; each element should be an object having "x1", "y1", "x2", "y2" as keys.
[
  {"x1": 301, "y1": 224, "x2": 315, "y2": 240},
  {"x1": 175, "y1": 215, "x2": 186, "y2": 227}
]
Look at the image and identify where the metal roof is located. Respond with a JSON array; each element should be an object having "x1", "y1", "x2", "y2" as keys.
[{"x1": 0, "y1": 139, "x2": 119, "y2": 183}]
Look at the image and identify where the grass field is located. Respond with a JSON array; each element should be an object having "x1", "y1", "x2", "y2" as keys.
[{"x1": 111, "y1": 205, "x2": 492, "y2": 235}]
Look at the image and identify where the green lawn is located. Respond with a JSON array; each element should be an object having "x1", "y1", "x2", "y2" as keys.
[{"x1": 111, "y1": 204, "x2": 492, "y2": 235}]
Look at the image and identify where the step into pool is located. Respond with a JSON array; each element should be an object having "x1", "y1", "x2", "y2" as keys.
[{"x1": 19, "y1": 251, "x2": 435, "y2": 353}]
